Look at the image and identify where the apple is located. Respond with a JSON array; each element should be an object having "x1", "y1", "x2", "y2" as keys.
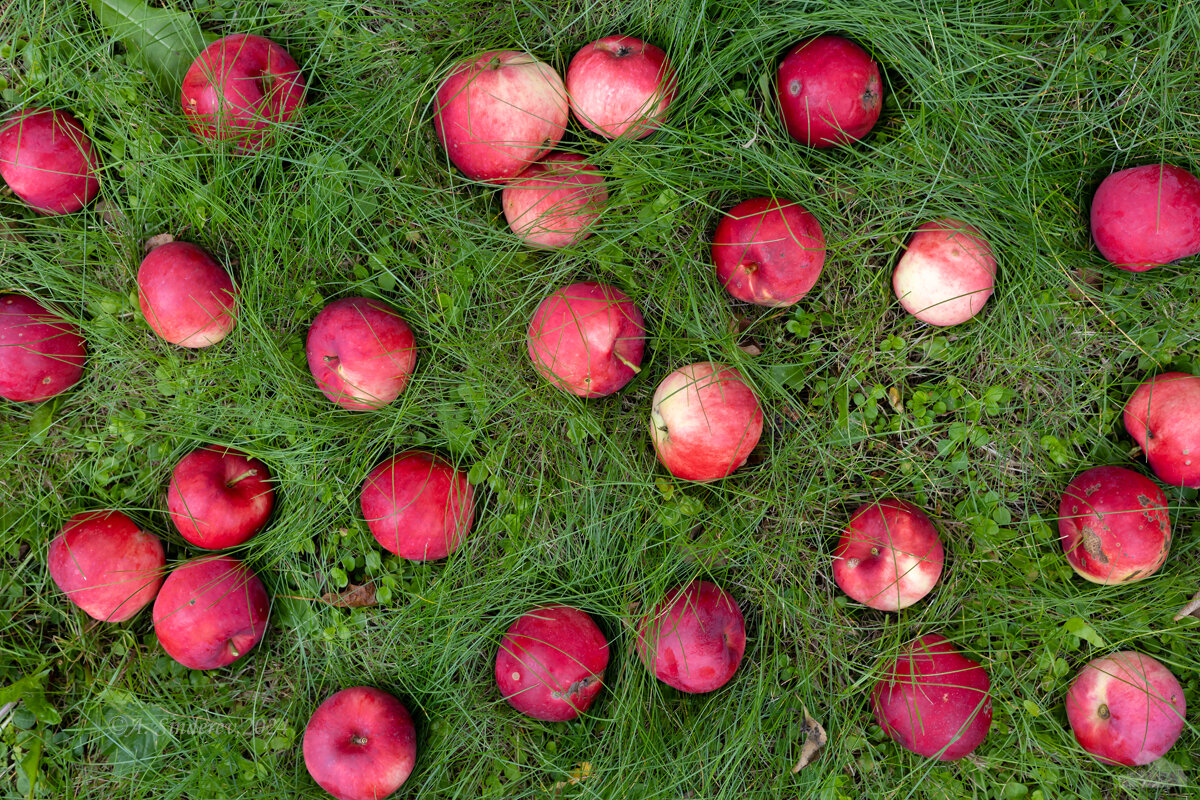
[
  {"x1": 711, "y1": 197, "x2": 826, "y2": 306},
  {"x1": 360, "y1": 451, "x2": 474, "y2": 561},
  {"x1": 0, "y1": 293, "x2": 87, "y2": 403},
  {"x1": 433, "y1": 50, "x2": 569, "y2": 183},
  {"x1": 495, "y1": 605, "x2": 609, "y2": 721},
  {"x1": 47, "y1": 510, "x2": 165, "y2": 622},
  {"x1": 181, "y1": 33, "x2": 306, "y2": 149},
  {"x1": 777, "y1": 35, "x2": 882, "y2": 148},
  {"x1": 526, "y1": 281, "x2": 645, "y2": 397},
  {"x1": 167, "y1": 446, "x2": 275, "y2": 549},
  {"x1": 303, "y1": 686, "x2": 417, "y2": 800},
  {"x1": 1057, "y1": 465, "x2": 1170, "y2": 585},
  {"x1": 1123, "y1": 372, "x2": 1200, "y2": 488},
  {"x1": 833, "y1": 499, "x2": 943, "y2": 611},
  {"x1": 501, "y1": 152, "x2": 607, "y2": 248},
  {"x1": 306, "y1": 297, "x2": 417, "y2": 411},
  {"x1": 892, "y1": 218, "x2": 997, "y2": 326},
  {"x1": 649, "y1": 362, "x2": 763, "y2": 483},
  {"x1": 871, "y1": 633, "x2": 992, "y2": 761},
  {"x1": 565, "y1": 36, "x2": 677, "y2": 139},
  {"x1": 152, "y1": 555, "x2": 269, "y2": 670},
  {"x1": 637, "y1": 580, "x2": 746, "y2": 694},
  {"x1": 137, "y1": 241, "x2": 238, "y2": 348},
  {"x1": 1066, "y1": 651, "x2": 1186, "y2": 766},
  {"x1": 0, "y1": 108, "x2": 100, "y2": 214},
  {"x1": 1090, "y1": 164, "x2": 1200, "y2": 272}
]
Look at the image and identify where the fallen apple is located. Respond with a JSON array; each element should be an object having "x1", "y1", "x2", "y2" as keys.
[
  {"x1": 47, "y1": 510, "x2": 165, "y2": 622},
  {"x1": 0, "y1": 293, "x2": 87, "y2": 403},
  {"x1": 777, "y1": 35, "x2": 882, "y2": 148},
  {"x1": 637, "y1": 580, "x2": 746, "y2": 694},
  {"x1": 303, "y1": 686, "x2": 417, "y2": 800},
  {"x1": 495, "y1": 605, "x2": 609, "y2": 721},
  {"x1": 501, "y1": 152, "x2": 607, "y2": 248},
  {"x1": 566, "y1": 35, "x2": 677, "y2": 139},
  {"x1": 360, "y1": 451, "x2": 474, "y2": 561},
  {"x1": 1123, "y1": 372, "x2": 1200, "y2": 488},
  {"x1": 1090, "y1": 164, "x2": 1200, "y2": 271},
  {"x1": 892, "y1": 219, "x2": 997, "y2": 326},
  {"x1": 167, "y1": 446, "x2": 275, "y2": 549},
  {"x1": 833, "y1": 498, "x2": 943, "y2": 611},
  {"x1": 0, "y1": 107, "x2": 100, "y2": 214},
  {"x1": 137, "y1": 241, "x2": 238, "y2": 348},
  {"x1": 711, "y1": 197, "x2": 826, "y2": 306},
  {"x1": 306, "y1": 297, "x2": 417, "y2": 411}
]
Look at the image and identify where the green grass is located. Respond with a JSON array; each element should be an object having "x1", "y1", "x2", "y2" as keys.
[{"x1": 2, "y1": 0, "x2": 1199, "y2": 797}]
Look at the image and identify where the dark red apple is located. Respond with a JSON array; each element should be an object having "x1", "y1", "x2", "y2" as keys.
[
  {"x1": 649, "y1": 362, "x2": 763, "y2": 483},
  {"x1": 871, "y1": 633, "x2": 992, "y2": 761},
  {"x1": 637, "y1": 580, "x2": 746, "y2": 694},
  {"x1": 0, "y1": 293, "x2": 86, "y2": 403},
  {"x1": 565, "y1": 36, "x2": 677, "y2": 139},
  {"x1": 1090, "y1": 164, "x2": 1200, "y2": 271},
  {"x1": 1066, "y1": 651, "x2": 1186, "y2": 766},
  {"x1": 495, "y1": 605, "x2": 609, "y2": 721},
  {"x1": 360, "y1": 451, "x2": 474, "y2": 561},
  {"x1": 137, "y1": 241, "x2": 238, "y2": 348},
  {"x1": 47, "y1": 510, "x2": 165, "y2": 622},
  {"x1": 181, "y1": 33, "x2": 307, "y2": 149},
  {"x1": 892, "y1": 219, "x2": 997, "y2": 327},
  {"x1": 833, "y1": 499, "x2": 943, "y2": 611},
  {"x1": 0, "y1": 108, "x2": 100, "y2": 214},
  {"x1": 777, "y1": 35, "x2": 882, "y2": 148},
  {"x1": 152, "y1": 555, "x2": 269, "y2": 670},
  {"x1": 1058, "y1": 465, "x2": 1170, "y2": 585},
  {"x1": 711, "y1": 197, "x2": 826, "y2": 306},
  {"x1": 501, "y1": 152, "x2": 607, "y2": 248},
  {"x1": 167, "y1": 446, "x2": 275, "y2": 549},
  {"x1": 306, "y1": 297, "x2": 417, "y2": 411},
  {"x1": 1123, "y1": 372, "x2": 1200, "y2": 488},
  {"x1": 303, "y1": 686, "x2": 417, "y2": 800},
  {"x1": 526, "y1": 281, "x2": 645, "y2": 397}
]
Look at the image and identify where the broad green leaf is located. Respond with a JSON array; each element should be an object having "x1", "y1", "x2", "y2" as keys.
[
  {"x1": 1064, "y1": 616, "x2": 1106, "y2": 648},
  {"x1": 87, "y1": 0, "x2": 206, "y2": 93},
  {"x1": 0, "y1": 670, "x2": 61, "y2": 725}
]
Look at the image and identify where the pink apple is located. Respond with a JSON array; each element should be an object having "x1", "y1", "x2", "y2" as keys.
[
  {"x1": 137, "y1": 241, "x2": 238, "y2": 347},
  {"x1": 637, "y1": 580, "x2": 746, "y2": 694},
  {"x1": 167, "y1": 446, "x2": 275, "y2": 549},
  {"x1": 649, "y1": 362, "x2": 763, "y2": 483},
  {"x1": 777, "y1": 35, "x2": 882, "y2": 148},
  {"x1": 1066, "y1": 651, "x2": 1186, "y2": 766},
  {"x1": 565, "y1": 36, "x2": 677, "y2": 139},
  {"x1": 0, "y1": 293, "x2": 87, "y2": 403},
  {"x1": 303, "y1": 686, "x2": 417, "y2": 800},
  {"x1": 153, "y1": 555, "x2": 269, "y2": 670},
  {"x1": 1123, "y1": 372, "x2": 1200, "y2": 488},
  {"x1": 1090, "y1": 164, "x2": 1200, "y2": 272},
  {"x1": 306, "y1": 297, "x2": 417, "y2": 411},
  {"x1": 872, "y1": 633, "x2": 992, "y2": 761},
  {"x1": 47, "y1": 510, "x2": 165, "y2": 622},
  {"x1": 181, "y1": 33, "x2": 306, "y2": 149},
  {"x1": 360, "y1": 451, "x2": 474, "y2": 561},
  {"x1": 495, "y1": 605, "x2": 609, "y2": 721},
  {"x1": 1058, "y1": 465, "x2": 1170, "y2": 585},
  {"x1": 501, "y1": 152, "x2": 607, "y2": 248},
  {"x1": 833, "y1": 499, "x2": 943, "y2": 611},
  {"x1": 0, "y1": 108, "x2": 100, "y2": 214},
  {"x1": 526, "y1": 281, "x2": 645, "y2": 397},
  {"x1": 892, "y1": 218, "x2": 997, "y2": 326},
  {"x1": 711, "y1": 197, "x2": 826, "y2": 306},
  {"x1": 433, "y1": 50, "x2": 569, "y2": 183}
]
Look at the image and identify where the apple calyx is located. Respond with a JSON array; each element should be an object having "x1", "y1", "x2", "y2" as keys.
[
  {"x1": 614, "y1": 45, "x2": 633, "y2": 58},
  {"x1": 1097, "y1": 703, "x2": 1110, "y2": 720},
  {"x1": 226, "y1": 468, "x2": 258, "y2": 488}
]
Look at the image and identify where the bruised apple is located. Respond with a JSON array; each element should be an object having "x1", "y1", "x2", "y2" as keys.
[
  {"x1": 495, "y1": 605, "x2": 609, "y2": 721},
  {"x1": 167, "y1": 446, "x2": 275, "y2": 549},
  {"x1": 306, "y1": 297, "x2": 417, "y2": 411},
  {"x1": 637, "y1": 580, "x2": 746, "y2": 694},
  {"x1": 1123, "y1": 372, "x2": 1200, "y2": 488},
  {"x1": 711, "y1": 197, "x2": 826, "y2": 306},
  {"x1": 502, "y1": 153, "x2": 606, "y2": 248},
  {"x1": 892, "y1": 219, "x2": 996, "y2": 326},
  {"x1": 47, "y1": 510, "x2": 165, "y2": 622},
  {"x1": 0, "y1": 293, "x2": 87, "y2": 403},
  {"x1": 833, "y1": 499, "x2": 943, "y2": 611},
  {"x1": 0, "y1": 108, "x2": 100, "y2": 214},
  {"x1": 566, "y1": 36, "x2": 677, "y2": 139},
  {"x1": 138, "y1": 241, "x2": 238, "y2": 347},
  {"x1": 1090, "y1": 164, "x2": 1200, "y2": 271},
  {"x1": 303, "y1": 686, "x2": 417, "y2": 800},
  {"x1": 360, "y1": 451, "x2": 474, "y2": 561},
  {"x1": 777, "y1": 35, "x2": 882, "y2": 148}
]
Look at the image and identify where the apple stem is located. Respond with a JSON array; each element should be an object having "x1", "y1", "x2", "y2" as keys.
[
  {"x1": 351, "y1": 735, "x2": 368, "y2": 746},
  {"x1": 228, "y1": 641, "x2": 240, "y2": 658},
  {"x1": 615, "y1": 352, "x2": 642, "y2": 373},
  {"x1": 226, "y1": 469, "x2": 258, "y2": 488}
]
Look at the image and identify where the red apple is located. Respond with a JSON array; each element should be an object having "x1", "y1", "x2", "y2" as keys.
[
  {"x1": 306, "y1": 297, "x2": 417, "y2": 411},
  {"x1": 649, "y1": 362, "x2": 763, "y2": 483},
  {"x1": 1066, "y1": 651, "x2": 1186, "y2": 766},
  {"x1": 181, "y1": 33, "x2": 306, "y2": 149},
  {"x1": 872, "y1": 633, "x2": 992, "y2": 761},
  {"x1": 433, "y1": 50, "x2": 569, "y2": 183},
  {"x1": 152, "y1": 555, "x2": 269, "y2": 670},
  {"x1": 167, "y1": 446, "x2": 275, "y2": 549},
  {"x1": 833, "y1": 499, "x2": 943, "y2": 611},
  {"x1": 1058, "y1": 465, "x2": 1170, "y2": 585},
  {"x1": 526, "y1": 281, "x2": 645, "y2": 397},
  {"x1": 360, "y1": 451, "x2": 474, "y2": 561},
  {"x1": 47, "y1": 510, "x2": 165, "y2": 622},
  {"x1": 777, "y1": 35, "x2": 882, "y2": 148},
  {"x1": 495, "y1": 605, "x2": 609, "y2": 721},
  {"x1": 1090, "y1": 164, "x2": 1200, "y2": 272},
  {"x1": 0, "y1": 293, "x2": 87, "y2": 403},
  {"x1": 1123, "y1": 372, "x2": 1200, "y2": 488},
  {"x1": 711, "y1": 197, "x2": 826, "y2": 306},
  {"x1": 637, "y1": 580, "x2": 746, "y2": 694},
  {"x1": 565, "y1": 36, "x2": 677, "y2": 139},
  {"x1": 892, "y1": 218, "x2": 997, "y2": 326},
  {"x1": 501, "y1": 152, "x2": 607, "y2": 248},
  {"x1": 0, "y1": 108, "x2": 100, "y2": 214},
  {"x1": 303, "y1": 686, "x2": 417, "y2": 800},
  {"x1": 137, "y1": 241, "x2": 238, "y2": 348}
]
